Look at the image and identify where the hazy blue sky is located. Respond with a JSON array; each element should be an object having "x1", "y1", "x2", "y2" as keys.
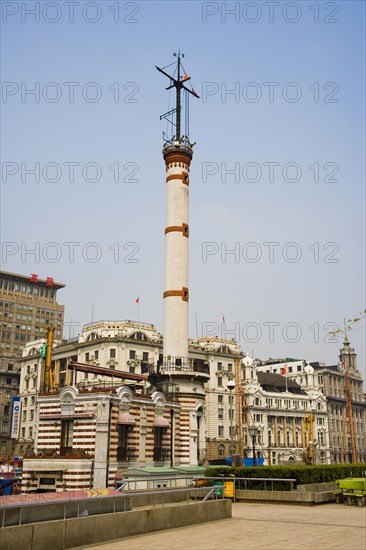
[{"x1": 1, "y1": 1, "x2": 365, "y2": 375}]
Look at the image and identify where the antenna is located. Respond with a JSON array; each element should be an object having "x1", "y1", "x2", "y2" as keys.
[{"x1": 156, "y1": 51, "x2": 199, "y2": 145}]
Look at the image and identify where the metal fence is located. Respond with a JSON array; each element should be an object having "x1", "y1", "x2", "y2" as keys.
[{"x1": 0, "y1": 486, "x2": 220, "y2": 528}]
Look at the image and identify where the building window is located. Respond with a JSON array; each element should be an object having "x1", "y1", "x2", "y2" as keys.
[
  {"x1": 218, "y1": 408, "x2": 224, "y2": 420},
  {"x1": 117, "y1": 425, "x2": 129, "y2": 461},
  {"x1": 217, "y1": 362, "x2": 222, "y2": 371},
  {"x1": 142, "y1": 351, "x2": 149, "y2": 362},
  {"x1": 85, "y1": 352, "x2": 89, "y2": 362},
  {"x1": 60, "y1": 420, "x2": 74, "y2": 454},
  {"x1": 6, "y1": 377, "x2": 11, "y2": 385},
  {"x1": 94, "y1": 350, "x2": 99, "y2": 360},
  {"x1": 7, "y1": 363, "x2": 13, "y2": 371},
  {"x1": 228, "y1": 363, "x2": 233, "y2": 372},
  {"x1": 4, "y1": 405, "x2": 9, "y2": 415},
  {"x1": 110, "y1": 348, "x2": 116, "y2": 359},
  {"x1": 153, "y1": 427, "x2": 165, "y2": 461},
  {"x1": 218, "y1": 426, "x2": 224, "y2": 437},
  {"x1": 129, "y1": 366, "x2": 136, "y2": 374},
  {"x1": 218, "y1": 395, "x2": 223, "y2": 404},
  {"x1": 217, "y1": 377, "x2": 222, "y2": 387},
  {"x1": 129, "y1": 350, "x2": 136, "y2": 360},
  {"x1": 218, "y1": 444, "x2": 225, "y2": 457}
]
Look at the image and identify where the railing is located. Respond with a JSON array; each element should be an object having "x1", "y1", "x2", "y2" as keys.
[
  {"x1": 0, "y1": 485, "x2": 220, "y2": 528},
  {"x1": 159, "y1": 357, "x2": 209, "y2": 375}
]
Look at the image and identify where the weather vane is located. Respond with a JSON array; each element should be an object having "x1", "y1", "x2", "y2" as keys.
[{"x1": 156, "y1": 51, "x2": 199, "y2": 145}]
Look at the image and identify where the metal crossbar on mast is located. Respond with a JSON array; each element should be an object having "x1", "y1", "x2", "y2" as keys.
[{"x1": 156, "y1": 51, "x2": 199, "y2": 143}]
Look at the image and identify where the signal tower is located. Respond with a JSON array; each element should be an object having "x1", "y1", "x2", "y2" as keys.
[{"x1": 156, "y1": 53, "x2": 207, "y2": 465}]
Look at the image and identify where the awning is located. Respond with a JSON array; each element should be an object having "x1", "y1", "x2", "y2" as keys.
[
  {"x1": 117, "y1": 412, "x2": 136, "y2": 425},
  {"x1": 153, "y1": 416, "x2": 169, "y2": 428}
]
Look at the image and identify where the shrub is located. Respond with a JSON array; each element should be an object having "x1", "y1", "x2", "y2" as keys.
[{"x1": 204, "y1": 464, "x2": 366, "y2": 487}]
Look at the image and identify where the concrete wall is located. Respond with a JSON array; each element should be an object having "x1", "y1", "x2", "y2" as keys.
[
  {"x1": 0, "y1": 499, "x2": 231, "y2": 550},
  {"x1": 236, "y1": 488, "x2": 336, "y2": 505}
]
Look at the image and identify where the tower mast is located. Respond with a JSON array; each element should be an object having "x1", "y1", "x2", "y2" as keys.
[{"x1": 156, "y1": 51, "x2": 199, "y2": 144}]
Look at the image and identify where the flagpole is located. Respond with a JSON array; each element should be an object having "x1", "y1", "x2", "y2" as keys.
[
  {"x1": 285, "y1": 363, "x2": 288, "y2": 392},
  {"x1": 136, "y1": 296, "x2": 140, "y2": 323}
]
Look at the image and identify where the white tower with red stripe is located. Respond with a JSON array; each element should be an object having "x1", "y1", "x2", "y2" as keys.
[
  {"x1": 156, "y1": 52, "x2": 199, "y2": 370},
  {"x1": 156, "y1": 54, "x2": 207, "y2": 466},
  {"x1": 163, "y1": 143, "x2": 191, "y2": 363}
]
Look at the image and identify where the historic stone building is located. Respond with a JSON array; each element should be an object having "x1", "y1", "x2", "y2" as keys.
[
  {"x1": 22, "y1": 381, "x2": 185, "y2": 493},
  {"x1": 18, "y1": 321, "x2": 240, "y2": 465},
  {"x1": 254, "y1": 359, "x2": 330, "y2": 464},
  {"x1": 0, "y1": 270, "x2": 65, "y2": 458},
  {"x1": 311, "y1": 337, "x2": 366, "y2": 463},
  {"x1": 255, "y1": 337, "x2": 366, "y2": 464}
]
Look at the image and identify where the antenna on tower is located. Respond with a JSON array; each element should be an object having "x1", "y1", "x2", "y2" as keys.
[{"x1": 156, "y1": 51, "x2": 199, "y2": 146}]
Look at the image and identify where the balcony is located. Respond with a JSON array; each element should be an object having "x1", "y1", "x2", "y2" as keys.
[{"x1": 159, "y1": 357, "x2": 209, "y2": 375}]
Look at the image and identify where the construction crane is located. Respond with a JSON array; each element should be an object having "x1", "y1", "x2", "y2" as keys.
[
  {"x1": 341, "y1": 361, "x2": 357, "y2": 463},
  {"x1": 303, "y1": 413, "x2": 314, "y2": 464},
  {"x1": 42, "y1": 326, "x2": 55, "y2": 392},
  {"x1": 328, "y1": 319, "x2": 359, "y2": 464}
]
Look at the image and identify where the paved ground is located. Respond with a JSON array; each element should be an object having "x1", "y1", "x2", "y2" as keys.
[{"x1": 83, "y1": 502, "x2": 366, "y2": 550}]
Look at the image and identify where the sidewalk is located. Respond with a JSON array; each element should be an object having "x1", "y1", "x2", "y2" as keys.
[{"x1": 82, "y1": 502, "x2": 366, "y2": 550}]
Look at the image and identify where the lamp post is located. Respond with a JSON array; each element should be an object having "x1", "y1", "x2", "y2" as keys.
[
  {"x1": 248, "y1": 425, "x2": 259, "y2": 466},
  {"x1": 227, "y1": 380, "x2": 235, "y2": 465}
]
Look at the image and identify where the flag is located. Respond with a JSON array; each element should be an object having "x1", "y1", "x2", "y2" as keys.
[
  {"x1": 281, "y1": 366, "x2": 287, "y2": 376},
  {"x1": 222, "y1": 314, "x2": 225, "y2": 323},
  {"x1": 135, "y1": 296, "x2": 140, "y2": 303}
]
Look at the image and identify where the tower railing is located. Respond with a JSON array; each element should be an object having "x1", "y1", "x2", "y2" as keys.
[{"x1": 160, "y1": 357, "x2": 209, "y2": 375}]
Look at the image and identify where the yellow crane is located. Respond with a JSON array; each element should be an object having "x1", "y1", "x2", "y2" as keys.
[
  {"x1": 43, "y1": 326, "x2": 55, "y2": 392},
  {"x1": 342, "y1": 363, "x2": 357, "y2": 463}
]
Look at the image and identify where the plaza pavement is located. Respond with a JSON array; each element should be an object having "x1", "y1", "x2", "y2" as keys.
[{"x1": 81, "y1": 502, "x2": 366, "y2": 550}]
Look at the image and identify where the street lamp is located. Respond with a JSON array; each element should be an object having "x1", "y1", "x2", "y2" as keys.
[
  {"x1": 248, "y1": 425, "x2": 259, "y2": 466},
  {"x1": 227, "y1": 380, "x2": 235, "y2": 464}
]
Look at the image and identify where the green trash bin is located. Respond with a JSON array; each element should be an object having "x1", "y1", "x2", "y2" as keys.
[{"x1": 213, "y1": 481, "x2": 224, "y2": 498}]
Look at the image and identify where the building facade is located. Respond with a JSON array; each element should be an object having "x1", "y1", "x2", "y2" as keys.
[
  {"x1": 311, "y1": 337, "x2": 366, "y2": 463},
  {"x1": 256, "y1": 338, "x2": 366, "y2": 464},
  {"x1": 19, "y1": 321, "x2": 235, "y2": 463},
  {"x1": 0, "y1": 270, "x2": 65, "y2": 458},
  {"x1": 253, "y1": 359, "x2": 330, "y2": 464},
  {"x1": 22, "y1": 382, "x2": 182, "y2": 492}
]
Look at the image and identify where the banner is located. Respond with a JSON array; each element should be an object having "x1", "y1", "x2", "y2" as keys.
[{"x1": 10, "y1": 396, "x2": 21, "y2": 439}]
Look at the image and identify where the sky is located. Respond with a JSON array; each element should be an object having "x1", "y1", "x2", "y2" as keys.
[{"x1": 1, "y1": 1, "x2": 365, "y2": 377}]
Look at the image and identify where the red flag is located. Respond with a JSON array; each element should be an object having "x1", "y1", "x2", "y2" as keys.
[
  {"x1": 135, "y1": 296, "x2": 139, "y2": 303},
  {"x1": 281, "y1": 366, "x2": 287, "y2": 376},
  {"x1": 222, "y1": 314, "x2": 225, "y2": 323}
]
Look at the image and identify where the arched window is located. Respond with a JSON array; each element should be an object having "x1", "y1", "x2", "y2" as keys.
[{"x1": 218, "y1": 444, "x2": 225, "y2": 457}]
